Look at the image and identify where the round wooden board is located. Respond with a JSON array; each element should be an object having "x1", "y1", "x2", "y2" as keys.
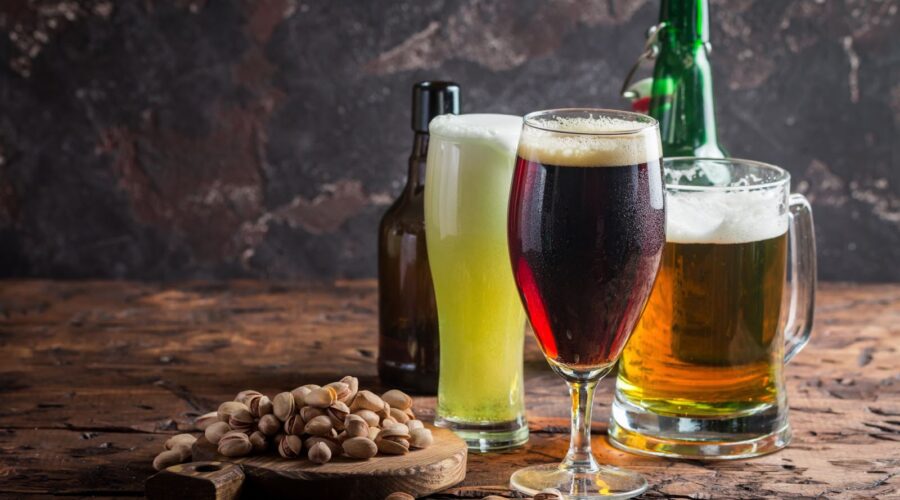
[{"x1": 191, "y1": 425, "x2": 467, "y2": 499}]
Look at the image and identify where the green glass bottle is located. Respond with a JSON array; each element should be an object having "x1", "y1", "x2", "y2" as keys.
[{"x1": 650, "y1": 0, "x2": 727, "y2": 162}]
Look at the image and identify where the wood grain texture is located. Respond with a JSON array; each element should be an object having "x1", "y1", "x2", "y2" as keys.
[
  {"x1": 0, "y1": 280, "x2": 898, "y2": 498},
  {"x1": 186, "y1": 425, "x2": 466, "y2": 499}
]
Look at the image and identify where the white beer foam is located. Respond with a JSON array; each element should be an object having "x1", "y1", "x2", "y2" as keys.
[
  {"x1": 667, "y1": 189, "x2": 788, "y2": 244},
  {"x1": 428, "y1": 114, "x2": 523, "y2": 153},
  {"x1": 517, "y1": 116, "x2": 662, "y2": 167}
]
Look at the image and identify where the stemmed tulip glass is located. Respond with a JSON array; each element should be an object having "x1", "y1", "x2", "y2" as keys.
[{"x1": 506, "y1": 109, "x2": 665, "y2": 498}]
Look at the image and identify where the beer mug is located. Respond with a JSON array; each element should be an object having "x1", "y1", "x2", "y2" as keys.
[{"x1": 609, "y1": 157, "x2": 816, "y2": 460}]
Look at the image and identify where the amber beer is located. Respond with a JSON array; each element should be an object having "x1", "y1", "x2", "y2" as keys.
[{"x1": 618, "y1": 231, "x2": 788, "y2": 416}]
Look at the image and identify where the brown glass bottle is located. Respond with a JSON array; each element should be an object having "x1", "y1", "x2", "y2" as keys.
[{"x1": 377, "y1": 82, "x2": 460, "y2": 394}]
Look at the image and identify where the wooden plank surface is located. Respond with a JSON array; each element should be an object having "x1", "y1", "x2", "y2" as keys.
[{"x1": 0, "y1": 280, "x2": 897, "y2": 498}]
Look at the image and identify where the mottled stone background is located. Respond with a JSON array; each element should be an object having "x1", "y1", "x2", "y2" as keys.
[{"x1": 0, "y1": 0, "x2": 897, "y2": 281}]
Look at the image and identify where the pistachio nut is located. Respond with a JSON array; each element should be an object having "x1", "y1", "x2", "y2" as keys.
[
  {"x1": 381, "y1": 389, "x2": 413, "y2": 411},
  {"x1": 349, "y1": 390, "x2": 384, "y2": 412},
  {"x1": 342, "y1": 436, "x2": 378, "y2": 459},
  {"x1": 339, "y1": 375, "x2": 359, "y2": 404},
  {"x1": 205, "y1": 421, "x2": 231, "y2": 445},
  {"x1": 407, "y1": 420, "x2": 424, "y2": 431},
  {"x1": 164, "y1": 433, "x2": 197, "y2": 450},
  {"x1": 249, "y1": 430, "x2": 267, "y2": 453},
  {"x1": 235, "y1": 390, "x2": 263, "y2": 405},
  {"x1": 385, "y1": 493, "x2": 415, "y2": 500},
  {"x1": 248, "y1": 394, "x2": 273, "y2": 418},
  {"x1": 304, "y1": 415, "x2": 333, "y2": 437},
  {"x1": 300, "y1": 406, "x2": 326, "y2": 422},
  {"x1": 327, "y1": 401, "x2": 350, "y2": 430},
  {"x1": 304, "y1": 436, "x2": 341, "y2": 456},
  {"x1": 283, "y1": 414, "x2": 305, "y2": 436},
  {"x1": 153, "y1": 448, "x2": 187, "y2": 471},
  {"x1": 257, "y1": 413, "x2": 281, "y2": 436},
  {"x1": 389, "y1": 407, "x2": 410, "y2": 424},
  {"x1": 218, "y1": 430, "x2": 252, "y2": 457},
  {"x1": 353, "y1": 409, "x2": 380, "y2": 428},
  {"x1": 376, "y1": 437, "x2": 409, "y2": 455},
  {"x1": 305, "y1": 387, "x2": 336, "y2": 408},
  {"x1": 346, "y1": 418, "x2": 369, "y2": 438},
  {"x1": 409, "y1": 428, "x2": 433, "y2": 449},
  {"x1": 217, "y1": 401, "x2": 249, "y2": 422},
  {"x1": 278, "y1": 434, "x2": 303, "y2": 459},
  {"x1": 324, "y1": 381, "x2": 351, "y2": 403},
  {"x1": 272, "y1": 391, "x2": 296, "y2": 421},
  {"x1": 194, "y1": 411, "x2": 219, "y2": 431},
  {"x1": 228, "y1": 407, "x2": 255, "y2": 433},
  {"x1": 307, "y1": 440, "x2": 332, "y2": 464}
]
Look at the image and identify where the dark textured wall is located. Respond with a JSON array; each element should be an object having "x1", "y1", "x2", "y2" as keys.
[{"x1": 0, "y1": 0, "x2": 897, "y2": 281}]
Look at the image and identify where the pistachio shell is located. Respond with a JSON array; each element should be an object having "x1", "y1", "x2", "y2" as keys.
[
  {"x1": 308, "y1": 441, "x2": 332, "y2": 464},
  {"x1": 305, "y1": 387, "x2": 336, "y2": 408},
  {"x1": 406, "y1": 420, "x2": 424, "y2": 431},
  {"x1": 153, "y1": 449, "x2": 187, "y2": 471},
  {"x1": 409, "y1": 428, "x2": 433, "y2": 449},
  {"x1": 235, "y1": 390, "x2": 263, "y2": 405},
  {"x1": 342, "y1": 436, "x2": 378, "y2": 459},
  {"x1": 300, "y1": 406, "x2": 326, "y2": 422},
  {"x1": 382, "y1": 389, "x2": 413, "y2": 411},
  {"x1": 304, "y1": 436, "x2": 341, "y2": 456},
  {"x1": 324, "y1": 381, "x2": 351, "y2": 402},
  {"x1": 376, "y1": 437, "x2": 409, "y2": 455},
  {"x1": 349, "y1": 390, "x2": 384, "y2": 412},
  {"x1": 339, "y1": 376, "x2": 359, "y2": 404},
  {"x1": 205, "y1": 421, "x2": 231, "y2": 445},
  {"x1": 385, "y1": 493, "x2": 415, "y2": 500},
  {"x1": 278, "y1": 434, "x2": 303, "y2": 459},
  {"x1": 346, "y1": 418, "x2": 369, "y2": 438},
  {"x1": 228, "y1": 407, "x2": 254, "y2": 432},
  {"x1": 272, "y1": 392, "x2": 296, "y2": 421},
  {"x1": 164, "y1": 433, "x2": 197, "y2": 450},
  {"x1": 283, "y1": 414, "x2": 305, "y2": 435},
  {"x1": 248, "y1": 394, "x2": 273, "y2": 417},
  {"x1": 353, "y1": 409, "x2": 380, "y2": 428},
  {"x1": 304, "y1": 415, "x2": 333, "y2": 437},
  {"x1": 249, "y1": 431, "x2": 267, "y2": 453},
  {"x1": 194, "y1": 411, "x2": 219, "y2": 431},
  {"x1": 217, "y1": 401, "x2": 249, "y2": 422},
  {"x1": 218, "y1": 431, "x2": 252, "y2": 457},
  {"x1": 257, "y1": 413, "x2": 281, "y2": 436},
  {"x1": 389, "y1": 407, "x2": 410, "y2": 424}
]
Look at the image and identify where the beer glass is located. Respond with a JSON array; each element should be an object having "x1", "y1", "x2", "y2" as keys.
[
  {"x1": 508, "y1": 109, "x2": 665, "y2": 498},
  {"x1": 424, "y1": 113, "x2": 528, "y2": 451},
  {"x1": 610, "y1": 157, "x2": 816, "y2": 460}
]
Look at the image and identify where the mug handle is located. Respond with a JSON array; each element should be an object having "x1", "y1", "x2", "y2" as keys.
[{"x1": 784, "y1": 193, "x2": 817, "y2": 363}]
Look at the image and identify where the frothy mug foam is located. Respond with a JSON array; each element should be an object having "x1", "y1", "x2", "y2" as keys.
[{"x1": 667, "y1": 188, "x2": 788, "y2": 244}]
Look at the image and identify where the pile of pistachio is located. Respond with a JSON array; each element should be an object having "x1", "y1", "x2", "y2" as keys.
[{"x1": 152, "y1": 376, "x2": 433, "y2": 470}]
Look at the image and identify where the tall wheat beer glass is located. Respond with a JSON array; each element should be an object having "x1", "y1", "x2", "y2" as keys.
[
  {"x1": 508, "y1": 109, "x2": 665, "y2": 498},
  {"x1": 610, "y1": 157, "x2": 816, "y2": 460},
  {"x1": 425, "y1": 114, "x2": 528, "y2": 451}
]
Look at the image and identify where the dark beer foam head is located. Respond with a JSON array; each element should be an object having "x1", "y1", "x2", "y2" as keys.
[{"x1": 518, "y1": 115, "x2": 661, "y2": 167}]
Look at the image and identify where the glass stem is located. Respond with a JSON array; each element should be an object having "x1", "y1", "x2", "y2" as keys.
[{"x1": 563, "y1": 379, "x2": 600, "y2": 472}]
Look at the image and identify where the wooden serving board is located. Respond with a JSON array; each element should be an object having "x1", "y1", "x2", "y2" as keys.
[{"x1": 146, "y1": 425, "x2": 467, "y2": 500}]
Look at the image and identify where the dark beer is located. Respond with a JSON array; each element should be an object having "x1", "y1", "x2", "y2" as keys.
[{"x1": 508, "y1": 120, "x2": 665, "y2": 371}]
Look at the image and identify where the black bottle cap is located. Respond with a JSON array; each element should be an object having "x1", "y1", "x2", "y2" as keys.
[{"x1": 412, "y1": 81, "x2": 460, "y2": 133}]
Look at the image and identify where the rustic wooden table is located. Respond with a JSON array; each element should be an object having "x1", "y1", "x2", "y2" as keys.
[{"x1": 0, "y1": 281, "x2": 897, "y2": 498}]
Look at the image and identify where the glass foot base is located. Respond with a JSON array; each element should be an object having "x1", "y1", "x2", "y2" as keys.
[
  {"x1": 609, "y1": 392, "x2": 791, "y2": 460},
  {"x1": 434, "y1": 415, "x2": 528, "y2": 452},
  {"x1": 510, "y1": 464, "x2": 648, "y2": 499}
]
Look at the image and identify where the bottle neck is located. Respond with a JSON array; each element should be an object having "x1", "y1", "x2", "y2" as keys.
[
  {"x1": 406, "y1": 132, "x2": 429, "y2": 192},
  {"x1": 660, "y1": 0, "x2": 709, "y2": 44},
  {"x1": 651, "y1": 0, "x2": 725, "y2": 157}
]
